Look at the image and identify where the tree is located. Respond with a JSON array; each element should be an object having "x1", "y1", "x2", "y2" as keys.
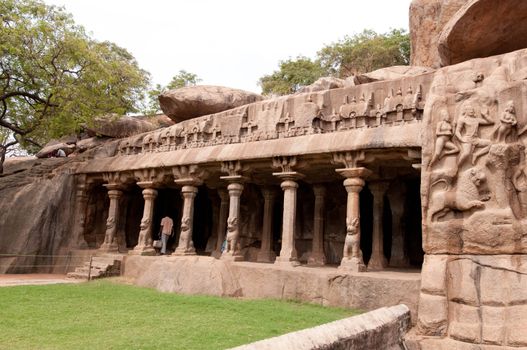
[
  {"x1": 258, "y1": 56, "x2": 326, "y2": 96},
  {"x1": 143, "y1": 70, "x2": 202, "y2": 115},
  {"x1": 318, "y1": 29, "x2": 410, "y2": 78},
  {"x1": 258, "y1": 29, "x2": 410, "y2": 96},
  {"x1": 0, "y1": 0, "x2": 150, "y2": 172}
]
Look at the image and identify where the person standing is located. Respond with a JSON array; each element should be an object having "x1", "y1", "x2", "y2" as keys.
[{"x1": 159, "y1": 216, "x2": 174, "y2": 255}]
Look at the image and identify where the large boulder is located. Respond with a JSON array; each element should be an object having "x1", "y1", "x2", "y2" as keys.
[
  {"x1": 159, "y1": 85, "x2": 264, "y2": 122},
  {"x1": 355, "y1": 65, "x2": 435, "y2": 83},
  {"x1": 409, "y1": 0, "x2": 467, "y2": 68},
  {"x1": 85, "y1": 114, "x2": 169, "y2": 138},
  {"x1": 410, "y1": 0, "x2": 527, "y2": 68},
  {"x1": 438, "y1": 0, "x2": 527, "y2": 66}
]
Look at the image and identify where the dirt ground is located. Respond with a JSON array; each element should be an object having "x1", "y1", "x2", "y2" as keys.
[{"x1": 0, "y1": 274, "x2": 82, "y2": 287}]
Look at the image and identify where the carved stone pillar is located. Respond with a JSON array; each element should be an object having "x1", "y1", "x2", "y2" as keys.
[
  {"x1": 130, "y1": 182, "x2": 158, "y2": 255},
  {"x1": 99, "y1": 184, "x2": 123, "y2": 252},
  {"x1": 368, "y1": 181, "x2": 389, "y2": 271},
  {"x1": 211, "y1": 189, "x2": 229, "y2": 259},
  {"x1": 221, "y1": 180, "x2": 244, "y2": 261},
  {"x1": 336, "y1": 167, "x2": 371, "y2": 272},
  {"x1": 172, "y1": 185, "x2": 198, "y2": 255},
  {"x1": 274, "y1": 172, "x2": 303, "y2": 266},
  {"x1": 390, "y1": 198, "x2": 409, "y2": 267},
  {"x1": 172, "y1": 165, "x2": 206, "y2": 256},
  {"x1": 72, "y1": 177, "x2": 89, "y2": 249},
  {"x1": 308, "y1": 184, "x2": 326, "y2": 266},
  {"x1": 257, "y1": 187, "x2": 277, "y2": 263}
]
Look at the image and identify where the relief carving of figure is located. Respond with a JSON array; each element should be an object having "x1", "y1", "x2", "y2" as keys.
[
  {"x1": 513, "y1": 147, "x2": 527, "y2": 217},
  {"x1": 455, "y1": 102, "x2": 494, "y2": 165},
  {"x1": 429, "y1": 167, "x2": 489, "y2": 221},
  {"x1": 429, "y1": 110, "x2": 459, "y2": 167},
  {"x1": 225, "y1": 216, "x2": 239, "y2": 255},
  {"x1": 343, "y1": 217, "x2": 361, "y2": 260},
  {"x1": 493, "y1": 100, "x2": 517, "y2": 143}
]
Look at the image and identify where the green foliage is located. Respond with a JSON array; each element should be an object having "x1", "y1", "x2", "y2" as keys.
[
  {"x1": 167, "y1": 69, "x2": 202, "y2": 90},
  {"x1": 318, "y1": 29, "x2": 410, "y2": 78},
  {"x1": 0, "y1": 281, "x2": 359, "y2": 350},
  {"x1": 143, "y1": 70, "x2": 202, "y2": 115},
  {"x1": 0, "y1": 0, "x2": 150, "y2": 156},
  {"x1": 259, "y1": 56, "x2": 326, "y2": 96},
  {"x1": 258, "y1": 29, "x2": 410, "y2": 96}
]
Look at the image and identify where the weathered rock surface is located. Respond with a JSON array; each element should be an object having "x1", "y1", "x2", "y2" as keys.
[
  {"x1": 410, "y1": 0, "x2": 471, "y2": 68},
  {"x1": 35, "y1": 141, "x2": 76, "y2": 158},
  {"x1": 357, "y1": 65, "x2": 435, "y2": 83},
  {"x1": 416, "y1": 255, "x2": 527, "y2": 347},
  {"x1": 231, "y1": 304, "x2": 411, "y2": 350},
  {"x1": 438, "y1": 0, "x2": 527, "y2": 66},
  {"x1": 411, "y1": 0, "x2": 527, "y2": 68},
  {"x1": 158, "y1": 85, "x2": 264, "y2": 122},
  {"x1": 297, "y1": 77, "x2": 350, "y2": 93},
  {"x1": 85, "y1": 114, "x2": 170, "y2": 138},
  {"x1": 124, "y1": 255, "x2": 421, "y2": 319},
  {"x1": 0, "y1": 158, "x2": 77, "y2": 273}
]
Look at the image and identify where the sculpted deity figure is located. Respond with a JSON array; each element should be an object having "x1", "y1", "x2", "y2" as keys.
[
  {"x1": 513, "y1": 147, "x2": 527, "y2": 217},
  {"x1": 343, "y1": 217, "x2": 361, "y2": 260},
  {"x1": 493, "y1": 100, "x2": 517, "y2": 143},
  {"x1": 429, "y1": 110, "x2": 459, "y2": 167},
  {"x1": 225, "y1": 217, "x2": 239, "y2": 255},
  {"x1": 455, "y1": 103, "x2": 494, "y2": 165}
]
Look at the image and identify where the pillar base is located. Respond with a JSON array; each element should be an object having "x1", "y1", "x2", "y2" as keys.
[
  {"x1": 274, "y1": 256, "x2": 300, "y2": 267},
  {"x1": 257, "y1": 250, "x2": 276, "y2": 263},
  {"x1": 211, "y1": 249, "x2": 222, "y2": 259},
  {"x1": 390, "y1": 256, "x2": 410, "y2": 268},
  {"x1": 307, "y1": 252, "x2": 326, "y2": 267},
  {"x1": 339, "y1": 257, "x2": 366, "y2": 272},
  {"x1": 220, "y1": 252, "x2": 244, "y2": 261},
  {"x1": 99, "y1": 242, "x2": 119, "y2": 253},
  {"x1": 172, "y1": 247, "x2": 196, "y2": 256},
  {"x1": 368, "y1": 256, "x2": 388, "y2": 271},
  {"x1": 129, "y1": 245, "x2": 156, "y2": 256}
]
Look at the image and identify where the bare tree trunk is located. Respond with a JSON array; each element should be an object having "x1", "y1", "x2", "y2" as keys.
[{"x1": 0, "y1": 145, "x2": 6, "y2": 174}]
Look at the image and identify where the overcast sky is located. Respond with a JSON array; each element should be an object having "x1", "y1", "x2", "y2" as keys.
[{"x1": 44, "y1": 0, "x2": 412, "y2": 93}]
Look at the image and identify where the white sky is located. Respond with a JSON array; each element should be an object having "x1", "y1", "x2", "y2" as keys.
[{"x1": 44, "y1": 0, "x2": 412, "y2": 93}]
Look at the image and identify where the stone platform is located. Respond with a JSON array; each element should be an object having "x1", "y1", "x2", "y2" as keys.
[{"x1": 122, "y1": 255, "x2": 421, "y2": 320}]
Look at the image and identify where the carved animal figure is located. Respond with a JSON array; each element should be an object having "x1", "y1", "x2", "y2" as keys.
[
  {"x1": 178, "y1": 216, "x2": 193, "y2": 251},
  {"x1": 225, "y1": 217, "x2": 239, "y2": 255},
  {"x1": 343, "y1": 217, "x2": 360, "y2": 259},
  {"x1": 429, "y1": 167, "x2": 489, "y2": 221}
]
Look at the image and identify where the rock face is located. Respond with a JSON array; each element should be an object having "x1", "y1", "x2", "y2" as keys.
[
  {"x1": 0, "y1": 158, "x2": 77, "y2": 273},
  {"x1": 438, "y1": 0, "x2": 527, "y2": 66},
  {"x1": 413, "y1": 48, "x2": 527, "y2": 348},
  {"x1": 158, "y1": 85, "x2": 264, "y2": 122},
  {"x1": 411, "y1": 0, "x2": 527, "y2": 68},
  {"x1": 85, "y1": 114, "x2": 170, "y2": 138},
  {"x1": 124, "y1": 256, "x2": 422, "y2": 318},
  {"x1": 409, "y1": 0, "x2": 467, "y2": 68}
]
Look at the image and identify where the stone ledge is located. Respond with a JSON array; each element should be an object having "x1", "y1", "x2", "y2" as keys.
[{"x1": 229, "y1": 304, "x2": 410, "y2": 350}]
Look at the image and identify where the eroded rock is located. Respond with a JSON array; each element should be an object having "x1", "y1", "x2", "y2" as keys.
[{"x1": 159, "y1": 85, "x2": 264, "y2": 122}]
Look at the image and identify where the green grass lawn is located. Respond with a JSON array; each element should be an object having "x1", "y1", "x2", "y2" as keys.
[{"x1": 0, "y1": 280, "x2": 359, "y2": 350}]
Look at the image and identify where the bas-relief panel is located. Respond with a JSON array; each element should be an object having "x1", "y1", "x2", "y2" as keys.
[{"x1": 116, "y1": 78, "x2": 430, "y2": 157}]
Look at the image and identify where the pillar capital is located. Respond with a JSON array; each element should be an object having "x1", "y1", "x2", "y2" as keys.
[
  {"x1": 181, "y1": 185, "x2": 199, "y2": 195},
  {"x1": 336, "y1": 167, "x2": 372, "y2": 180},
  {"x1": 218, "y1": 188, "x2": 229, "y2": 201},
  {"x1": 369, "y1": 180, "x2": 390, "y2": 197},
  {"x1": 273, "y1": 171, "x2": 305, "y2": 183},
  {"x1": 141, "y1": 188, "x2": 158, "y2": 200},
  {"x1": 313, "y1": 184, "x2": 327, "y2": 197},
  {"x1": 227, "y1": 182, "x2": 244, "y2": 196},
  {"x1": 173, "y1": 165, "x2": 207, "y2": 186},
  {"x1": 134, "y1": 168, "x2": 166, "y2": 187},
  {"x1": 261, "y1": 187, "x2": 278, "y2": 200},
  {"x1": 107, "y1": 188, "x2": 123, "y2": 198}
]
